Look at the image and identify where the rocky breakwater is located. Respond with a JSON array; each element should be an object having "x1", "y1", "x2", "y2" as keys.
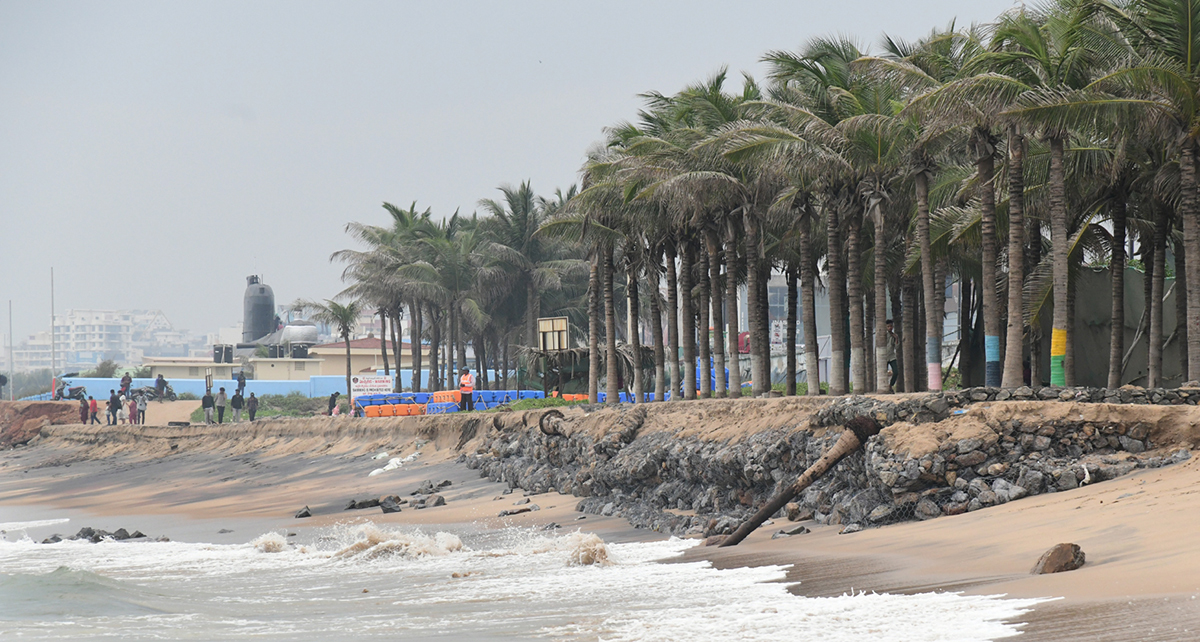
[{"x1": 462, "y1": 392, "x2": 1198, "y2": 537}]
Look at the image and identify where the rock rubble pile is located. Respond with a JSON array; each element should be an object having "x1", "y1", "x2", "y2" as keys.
[{"x1": 463, "y1": 388, "x2": 1194, "y2": 537}]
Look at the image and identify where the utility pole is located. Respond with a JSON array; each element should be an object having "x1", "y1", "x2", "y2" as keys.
[
  {"x1": 8, "y1": 300, "x2": 13, "y2": 401},
  {"x1": 50, "y1": 267, "x2": 56, "y2": 394}
]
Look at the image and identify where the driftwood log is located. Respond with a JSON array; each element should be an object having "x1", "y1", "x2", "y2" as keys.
[{"x1": 719, "y1": 416, "x2": 883, "y2": 547}]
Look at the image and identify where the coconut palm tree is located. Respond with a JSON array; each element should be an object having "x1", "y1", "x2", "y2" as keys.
[{"x1": 292, "y1": 298, "x2": 363, "y2": 408}]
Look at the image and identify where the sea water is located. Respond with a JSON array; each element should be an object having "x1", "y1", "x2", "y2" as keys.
[{"x1": 0, "y1": 519, "x2": 1045, "y2": 641}]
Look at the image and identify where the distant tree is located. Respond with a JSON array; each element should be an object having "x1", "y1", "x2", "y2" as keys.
[{"x1": 84, "y1": 360, "x2": 119, "y2": 379}]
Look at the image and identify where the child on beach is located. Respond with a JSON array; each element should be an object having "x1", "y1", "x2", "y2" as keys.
[{"x1": 128, "y1": 396, "x2": 138, "y2": 425}]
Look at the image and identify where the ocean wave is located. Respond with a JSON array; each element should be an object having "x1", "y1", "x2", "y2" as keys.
[{"x1": 0, "y1": 566, "x2": 167, "y2": 620}]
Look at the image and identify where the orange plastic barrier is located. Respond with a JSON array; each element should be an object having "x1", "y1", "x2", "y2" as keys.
[{"x1": 431, "y1": 390, "x2": 461, "y2": 404}]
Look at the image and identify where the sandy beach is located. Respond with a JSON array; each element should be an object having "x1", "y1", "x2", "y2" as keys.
[{"x1": 2, "y1": 398, "x2": 1199, "y2": 640}]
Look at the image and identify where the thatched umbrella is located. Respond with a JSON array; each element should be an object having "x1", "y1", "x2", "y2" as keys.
[{"x1": 720, "y1": 416, "x2": 883, "y2": 547}]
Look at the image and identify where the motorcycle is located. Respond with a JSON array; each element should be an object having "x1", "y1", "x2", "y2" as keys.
[
  {"x1": 131, "y1": 384, "x2": 177, "y2": 402},
  {"x1": 54, "y1": 383, "x2": 87, "y2": 401}
]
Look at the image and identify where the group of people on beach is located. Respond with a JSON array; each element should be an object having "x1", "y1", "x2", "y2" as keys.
[
  {"x1": 200, "y1": 385, "x2": 257, "y2": 424},
  {"x1": 79, "y1": 389, "x2": 147, "y2": 425}
]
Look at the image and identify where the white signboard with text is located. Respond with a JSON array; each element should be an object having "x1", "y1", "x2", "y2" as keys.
[{"x1": 351, "y1": 374, "x2": 394, "y2": 396}]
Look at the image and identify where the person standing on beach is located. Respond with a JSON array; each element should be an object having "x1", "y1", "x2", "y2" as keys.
[
  {"x1": 327, "y1": 391, "x2": 340, "y2": 416},
  {"x1": 136, "y1": 393, "x2": 147, "y2": 424},
  {"x1": 155, "y1": 374, "x2": 168, "y2": 402},
  {"x1": 246, "y1": 392, "x2": 258, "y2": 422},
  {"x1": 230, "y1": 390, "x2": 244, "y2": 422},
  {"x1": 236, "y1": 371, "x2": 246, "y2": 396},
  {"x1": 202, "y1": 389, "x2": 215, "y2": 424},
  {"x1": 108, "y1": 390, "x2": 120, "y2": 425},
  {"x1": 458, "y1": 367, "x2": 475, "y2": 412},
  {"x1": 127, "y1": 395, "x2": 138, "y2": 425},
  {"x1": 119, "y1": 373, "x2": 132, "y2": 397},
  {"x1": 88, "y1": 396, "x2": 99, "y2": 424},
  {"x1": 79, "y1": 398, "x2": 88, "y2": 424},
  {"x1": 215, "y1": 387, "x2": 227, "y2": 423}
]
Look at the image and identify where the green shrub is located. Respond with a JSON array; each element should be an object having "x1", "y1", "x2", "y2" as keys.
[{"x1": 177, "y1": 392, "x2": 198, "y2": 401}]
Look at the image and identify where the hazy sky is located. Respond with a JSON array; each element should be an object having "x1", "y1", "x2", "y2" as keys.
[{"x1": 1, "y1": 0, "x2": 1016, "y2": 345}]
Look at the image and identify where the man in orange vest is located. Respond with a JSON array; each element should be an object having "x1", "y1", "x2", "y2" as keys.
[{"x1": 458, "y1": 367, "x2": 475, "y2": 412}]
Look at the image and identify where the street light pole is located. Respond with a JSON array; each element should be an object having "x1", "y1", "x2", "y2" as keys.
[{"x1": 50, "y1": 268, "x2": 56, "y2": 395}]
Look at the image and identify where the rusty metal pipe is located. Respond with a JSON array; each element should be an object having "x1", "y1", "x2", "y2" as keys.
[{"x1": 720, "y1": 416, "x2": 882, "y2": 547}]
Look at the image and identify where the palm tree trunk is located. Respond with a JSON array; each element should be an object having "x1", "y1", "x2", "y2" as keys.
[
  {"x1": 665, "y1": 243, "x2": 681, "y2": 400},
  {"x1": 846, "y1": 210, "x2": 866, "y2": 394},
  {"x1": 697, "y1": 246, "x2": 711, "y2": 398},
  {"x1": 705, "y1": 229, "x2": 727, "y2": 398},
  {"x1": 1048, "y1": 136, "x2": 1069, "y2": 387},
  {"x1": 890, "y1": 275, "x2": 906, "y2": 392},
  {"x1": 959, "y1": 277, "x2": 972, "y2": 387},
  {"x1": 725, "y1": 219, "x2": 743, "y2": 397},
  {"x1": 1001, "y1": 131, "x2": 1025, "y2": 389},
  {"x1": 976, "y1": 132, "x2": 1002, "y2": 387},
  {"x1": 344, "y1": 334, "x2": 353, "y2": 410},
  {"x1": 429, "y1": 305, "x2": 441, "y2": 391},
  {"x1": 680, "y1": 240, "x2": 698, "y2": 400},
  {"x1": 390, "y1": 310, "x2": 401, "y2": 391},
  {"x1": 744, "y1": 216, "x2": 764, "y2": 396},
  {"x1": 476, "y1": 335, "x2": 487, "y2": 388},
  {"x1": 502, "y1": 332, "x2": 510, "y2": 390},
  {"x1": 1108, "y1": 194, "x2": 1127, "y2": 388},
  {"x1": 1176, "y1": 235, "x2": 1188, "y2": 380},
  {"x1": 1149, "y1": 204, "x2": 1167, "y2": 387},
  {"x1": 755, "y1": 261, "x2": 771, "y2": 392},
  {"x1": 1027, "y1": 220, "x2": 1043, "y2": 386},
  {"x1": 865, "y1": 281, "x2": 876, "y2": 392},
  {"x1": 650, "y1": 246, "x2": 666, "y2": 401},
  {"x1": 827, "y1": 203, "x2": 848, "y2": 395},
  {"x1": 588, "y1": 252, "x2": 601, "y2": 403},
  {"x1": 379, "y1": 309, "x2": 390, "y2": 376},
  {"x1": 527, "y1": 282, "x2": 539, "y2": 349},
  {"x1": 1182, "y1": 140, "x2": 1200, "y2": 382},
  {"x1": 412, "y1": 301, "x2": 423, "y2": 392},
  {"x1": 628, "y1": 265, "x2": 644, "y2": 403},
  {"x1": 916, "y1": 285, "x2": 928, "y2": 391},
  {"x1": 873, "y1": 206, "x2": 890, "y2": 393},
  {"x1": 800, "y1": 214, "x2": 821, "y2": 395},
  {"x1": 933, "y1": 258, "x2": 948, "y2": 384},
  {"x1": 902, "y1": 275, "x2": 918, "y2": 392},
  {"x1": 604, "y1": 243, "x2": 619, "y2": 404},
  {"x1": 786, "y1": 266, "x2": 798, "y2": 395}
]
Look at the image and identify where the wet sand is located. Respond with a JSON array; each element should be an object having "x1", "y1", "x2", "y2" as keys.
[{"x1": 3, "y1": 404, "x2": 1199, "y2": 640}]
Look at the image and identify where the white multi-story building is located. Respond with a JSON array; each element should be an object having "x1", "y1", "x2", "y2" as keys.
[{"x1": 8, "y1": 309, "x2": 203, "y2": 372}]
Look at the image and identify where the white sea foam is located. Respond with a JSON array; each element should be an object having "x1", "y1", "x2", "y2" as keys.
[
  {"x1": 367, "y1": 450, "x2": 420, "y2": 476},
  {"x1": 0, "y1": 524, "x2": 1049, "y2": 641}
]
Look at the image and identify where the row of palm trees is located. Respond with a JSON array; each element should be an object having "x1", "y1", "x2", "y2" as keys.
[
  {"x1": 559, "y1": 0, "x2": 1200, "y2": 403},
  {"x1": 315, "y1": 187, "x2": 588, "y2": 396},
  {"x1": 330, "y1": 0, "x2": 1200, "y2": 404}
]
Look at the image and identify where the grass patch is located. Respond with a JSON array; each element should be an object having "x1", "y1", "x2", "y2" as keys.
[
  {"x1": 492, "y1": 397, "x2": 587, "y2": 412},
  {"x1": 770, "y1": 381, "x2": 831, "y2": 395},
  {"x1": 187, "y1": 391, "x2": 349, "y2": 423}
]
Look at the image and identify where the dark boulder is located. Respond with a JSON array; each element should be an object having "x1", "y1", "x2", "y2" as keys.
[{"x1": 1031, "y1": 543, "x2": 1085, "y2": 574}]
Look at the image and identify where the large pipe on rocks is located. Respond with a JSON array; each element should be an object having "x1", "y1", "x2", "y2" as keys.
[{"x1": 720, "y1": 416, "x2": 883, "y2": 547}]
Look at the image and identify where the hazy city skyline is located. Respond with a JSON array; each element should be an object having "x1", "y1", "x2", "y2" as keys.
[{"x1": 2, "y1": 0, "x2": 1015, "y2": 352}]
